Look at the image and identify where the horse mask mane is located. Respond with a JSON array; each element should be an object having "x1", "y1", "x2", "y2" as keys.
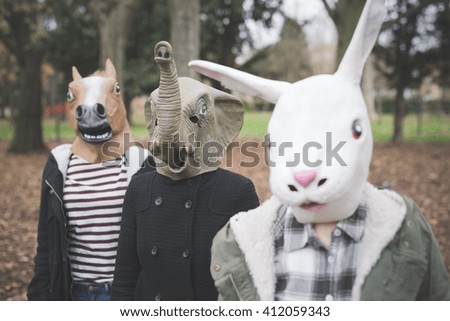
[
  {"x1": 67, "y1": 59, "x2": 132, "y2": 163},
  {"x1": 189, "y1": 0, "x2": 386, "y2": 223}
]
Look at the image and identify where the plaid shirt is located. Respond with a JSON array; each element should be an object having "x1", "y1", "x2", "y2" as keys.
[{"x1": 274, "y1": 205, "x2": 367, "y2": 301}]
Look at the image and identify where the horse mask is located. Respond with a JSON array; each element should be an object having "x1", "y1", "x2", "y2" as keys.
[
  {"x1": 189, "y1": 0, "x2": 386, "y2": 223},
  {"x1": 145, "y1": 41, "x2": 244, "y2": 180},
  {"x1": 67, "y1": 59, "x2": 131, "y2": 163}
]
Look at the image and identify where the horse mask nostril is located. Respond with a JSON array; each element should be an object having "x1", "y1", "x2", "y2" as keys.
[
  {"x1": 95, "y1": 104, "x2": 106, "y2": 118},
  {"x1": 76, "y1": 106, "x2": 83, "y2": 120}
]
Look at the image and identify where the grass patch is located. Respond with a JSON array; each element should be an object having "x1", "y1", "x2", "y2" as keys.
[
  {"x1": 239, "y1": 112, "x2": 450, "y2": 142},
  {"x1": 0, "y1": 112, "x2": 448, "y2": 143}
]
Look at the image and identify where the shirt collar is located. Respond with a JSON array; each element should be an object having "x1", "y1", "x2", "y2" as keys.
[
  {"x1": 336, "y1": 205, "x2": 367, "y2": 242},
  {"x1": 282, "y1": 205, "x2": 367, "y2": 252}
]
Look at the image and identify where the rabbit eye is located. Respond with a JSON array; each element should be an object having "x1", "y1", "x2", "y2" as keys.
[{"x1": 352, "y1": 120, "x2": 363, "y2": 139}]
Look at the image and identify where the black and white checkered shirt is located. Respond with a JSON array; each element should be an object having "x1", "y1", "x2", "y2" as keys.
[{"x1": 274, "y1": 205, "x2": 367, "y2": 301}]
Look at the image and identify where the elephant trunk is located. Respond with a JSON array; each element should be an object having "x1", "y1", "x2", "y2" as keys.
[{"x1": 154, "y1": 41, "x2": 181, "y2": 146}]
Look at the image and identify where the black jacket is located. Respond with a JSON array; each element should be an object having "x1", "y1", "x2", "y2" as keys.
[
  {"x1": 112, "y1": 168, "x2": 260, "y2": 301},
  {"x1": 27, "y1": 144, "x2": 154, "y2": 300}
]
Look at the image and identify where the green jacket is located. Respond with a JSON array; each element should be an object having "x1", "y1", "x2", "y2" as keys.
[{"x1": 210, "y1": 184, "x2": 450, "y2": 300}]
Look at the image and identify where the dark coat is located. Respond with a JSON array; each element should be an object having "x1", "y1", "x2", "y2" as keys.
[
  {"x1": 27, "y1": 144, "x2": 154, "y2": 300},
  {"x1": 112, "y1": 168, "x2": 260, "y2": 301}
]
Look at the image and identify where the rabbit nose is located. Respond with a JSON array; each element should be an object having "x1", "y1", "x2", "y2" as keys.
[{"x1": 294, "y1": 170, "x2": 317, "y2": 188}]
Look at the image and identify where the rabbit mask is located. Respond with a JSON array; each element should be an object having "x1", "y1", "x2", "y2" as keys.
[{"x1": 189, "y1": 0, "x2": 386, "y2": 223}]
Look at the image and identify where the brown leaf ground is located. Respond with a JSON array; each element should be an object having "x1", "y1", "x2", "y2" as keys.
[{"x1": 0, "y1": 140, "x2": 448, "y2": 300}]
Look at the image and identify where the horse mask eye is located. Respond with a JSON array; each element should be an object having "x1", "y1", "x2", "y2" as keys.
[{"x1": 67, "y1": 90, "x2": 74, "y2": 102}]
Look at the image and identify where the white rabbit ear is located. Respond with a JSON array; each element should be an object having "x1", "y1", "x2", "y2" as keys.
[
  {"x1": 335, "y1": 0, "x2": 386, "y2": 84},
  {"x1": 189, "y1": 60, "x2": 291, "y2": 104}
]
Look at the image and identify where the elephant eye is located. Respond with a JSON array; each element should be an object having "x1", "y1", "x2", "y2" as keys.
[
  {"x1": 189, "y1": 116, "x2": 199, "y2": 124},
  {"x1": 193, "y1": 98, "x2": 208, "y2": 128}
]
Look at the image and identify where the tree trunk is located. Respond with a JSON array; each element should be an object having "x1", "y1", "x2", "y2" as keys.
[
  {"x1": 333, "y1": 0, "x2": 365, "y2": 66},
  {"x1": 362, "y1": 55, "x2": 378, "y2": 120},
  {"x1": 323, "y1": 0, "x2": 375, "y2": 117},
  {"x1": 9, "y1": 50, "x2": 45, "y2": 153},
  {"x1": 88, "y1": 0, "x2": 140, "y2": 123},
  {"x1": 168, "y1": 0, "x2": 200, "y2": 78},
  {"x1": 392, "y1": 83, "x2": 406, "y2": 143}
]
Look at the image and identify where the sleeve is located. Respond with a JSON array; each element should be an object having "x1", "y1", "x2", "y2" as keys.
[
  {"x1": 233, "y1": 177, "x2": 260, "y2": 214},
  {"x1": 413, "y1": 204, "x2": 450, "y2": 300},
  {"x1": 421, "y1": 228, "x2": 450, "y2": 300},
  {"x1": 112, "y1": 179, "x2": 141, "y2": 300},
  {"x1": 27, "y1": 158, "x2": 53, "y2": 300}
]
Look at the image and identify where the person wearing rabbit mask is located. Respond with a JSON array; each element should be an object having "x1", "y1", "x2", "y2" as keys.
[
  {"x1": 111, "y1": 41, "x2": 259, "y2": 301},
  {"x1": 189, "y1": 0, "x2": 450, "y2": 301}
]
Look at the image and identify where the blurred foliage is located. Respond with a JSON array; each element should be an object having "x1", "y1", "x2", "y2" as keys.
[
  {"x1": 124, "y1": 0, "x2": 169, "y2": 101},
  {"x1": 46, "y1": 0, "x2": 99, "y2": 85},
  {"x1": 240, "y1": 17, "x2": 312, "y2": 82},
  {"x1": 200, "y1": 0, "x2": 283, "y2": 67}
]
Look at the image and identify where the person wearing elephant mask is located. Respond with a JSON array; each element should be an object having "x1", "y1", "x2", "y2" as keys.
[{"x1": 112, "y1": 41, "x2": 259, "y2": 301}]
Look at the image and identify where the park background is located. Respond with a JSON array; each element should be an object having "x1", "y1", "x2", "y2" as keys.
[{"x1": 0, "y1": 0, "x2": 448, "y2": 300}]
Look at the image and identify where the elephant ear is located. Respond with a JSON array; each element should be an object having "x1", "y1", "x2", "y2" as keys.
[
  {"x1": 144, "y1": 89, "x2": 159, "y2": 139},
  {"x1": 210, "y1": 87, "x2": 244, "y2": 148}
]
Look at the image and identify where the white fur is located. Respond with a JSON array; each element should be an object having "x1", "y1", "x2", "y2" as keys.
[
  {"x1": 81, "y1": 77, "x2": 108, "y2": 107},
  {"x1": 351, "y1": 184, "x2": 407, "y2": 300},
  {"x1": 230, "y1": 183, "x2": 407, "y2": 300},
  {"x1": 230, "y1": 196, "x2": 283, "y2": 300}
]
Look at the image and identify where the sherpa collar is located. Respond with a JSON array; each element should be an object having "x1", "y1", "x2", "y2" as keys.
[{"x1": 230, "y1": 183, "x2": 407, "y2": 300}]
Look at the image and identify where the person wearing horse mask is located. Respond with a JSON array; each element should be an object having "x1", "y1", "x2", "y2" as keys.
[{"x1": 27, "y1": 60, "x2": 155, "y2": 300}]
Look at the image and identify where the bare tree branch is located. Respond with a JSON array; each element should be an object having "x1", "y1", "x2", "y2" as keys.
[
  {"x1": 321, "y1": 0, "x2": 337, "y2": 24},
  {"x1": 381, "y1": 0, "x2": 436, "y2": 32}
]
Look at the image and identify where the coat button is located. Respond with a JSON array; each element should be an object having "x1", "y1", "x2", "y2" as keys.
[
  {"x1": 151, "y1": 246, "x2": 158, "y2": 256},
  {"x1": 49, "y1": 190, "x2": 54, "y2": 194},
  {"x1": 213, "y1": 264, "x2": 221, "y2": 272},
  {"x1": 155, "y1": 293, "x2": 161, "y2": 301},
  {"x1": 155, "y1": 197, "x2": 163, "y2": 206},
  {"x1": 182, "y1": 249, "x2": 190, "y2": 258},
  {"x1": 185, "y1": 200, "x2": 192, "y2": 209}
]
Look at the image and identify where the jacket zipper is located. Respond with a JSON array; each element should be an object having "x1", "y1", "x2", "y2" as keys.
[{"x1": 45, "y1": 179, "x2": 73, "y2": 299}]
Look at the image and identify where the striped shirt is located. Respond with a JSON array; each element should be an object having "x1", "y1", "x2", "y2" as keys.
[
  {"x1": 274, "y1": 205, "x2": 367, "y2": 301},
  {"x1": 63, "y1": 154, "x2": 128, "y2": 284}
]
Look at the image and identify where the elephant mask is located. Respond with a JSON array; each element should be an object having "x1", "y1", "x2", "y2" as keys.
[{"x1": 145, "y1": 41, "x2": 244, "y2": 180}]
